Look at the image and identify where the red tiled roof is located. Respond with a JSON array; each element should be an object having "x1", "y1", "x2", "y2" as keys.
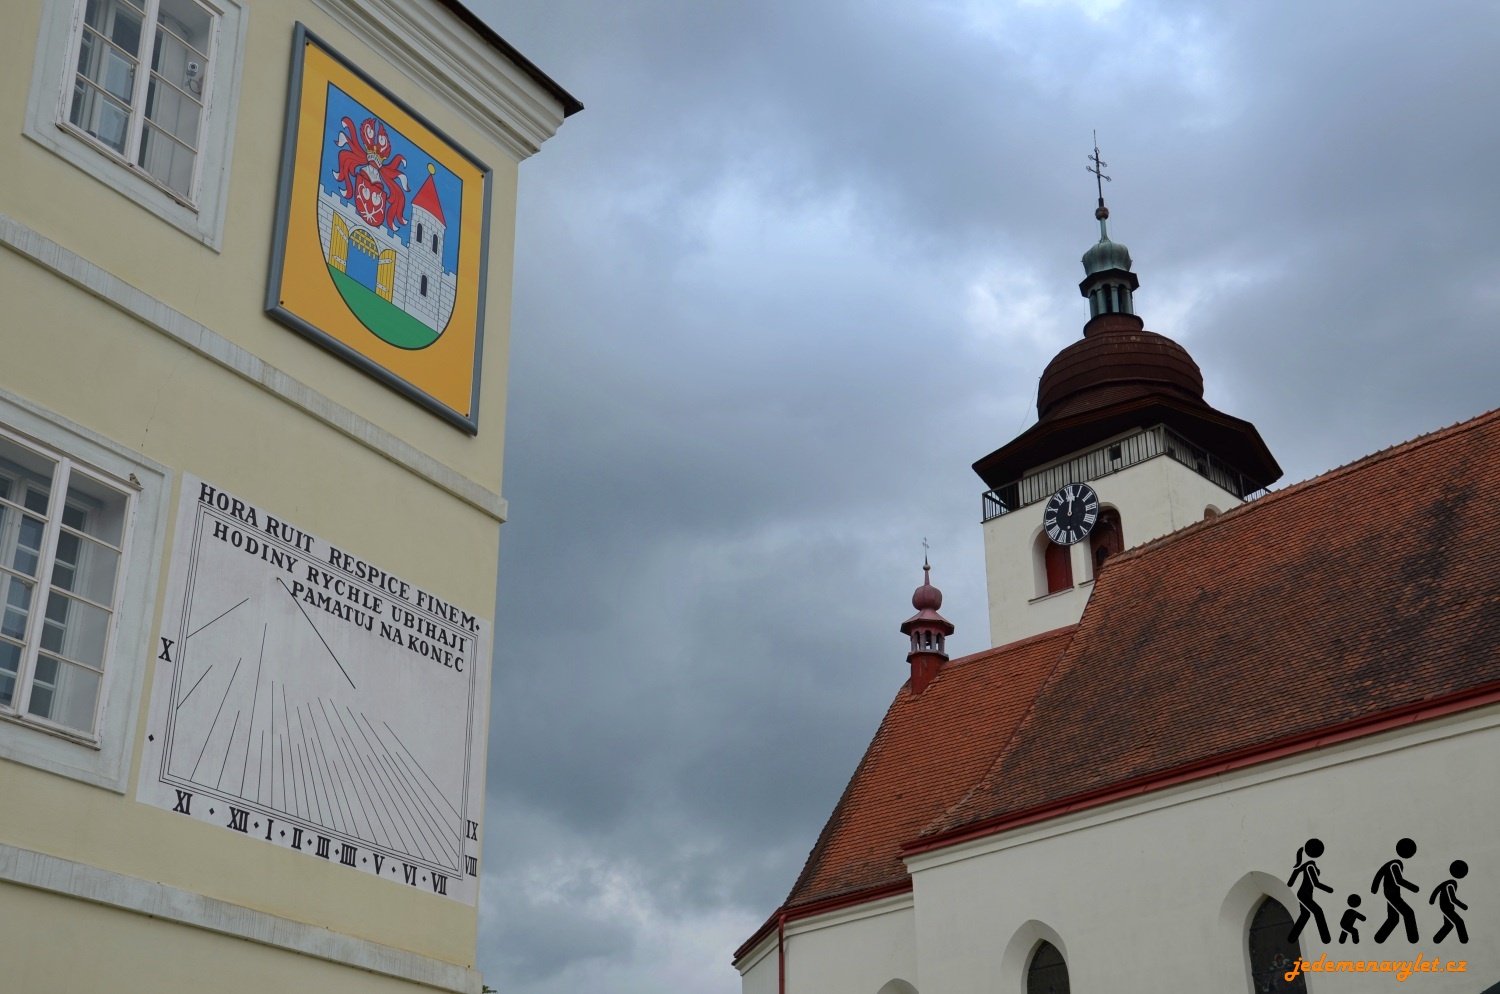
[
  {"x1": 926, "y1": 406, "x2": 1500, "y2": 839},
  {"x1": 739, "y1": 407, "x2": 1500, "y2": 964},
  {"x1": 781, "y1": 627, "x2": 1073, "y2": 910},
  {"x1": 741, "y1": 407, "x2": 1500, "y2": 965}
]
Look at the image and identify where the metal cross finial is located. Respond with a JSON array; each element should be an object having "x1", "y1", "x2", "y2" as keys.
[
  {"x1": 922, "y1": 537, "x2": 930, "y2": 569},
  {"x1": 1086, "y1": 131, "x2": 1111, "y2": 205}
]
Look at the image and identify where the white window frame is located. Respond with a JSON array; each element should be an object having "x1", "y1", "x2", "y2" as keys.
[
  {"x1": 23, "y1": 0, "x2": 248, "y2": 251},
  {"x1": 0, "y1": 388, "x2": 170, "y2": 792},
  {"x1": 59, "y1": 0, "x2": 221, "y2": 208}
]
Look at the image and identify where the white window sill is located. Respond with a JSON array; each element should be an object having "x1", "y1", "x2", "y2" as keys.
[{"x1": 1029, "y1": 579, "x2": 1093, "y2": 604}]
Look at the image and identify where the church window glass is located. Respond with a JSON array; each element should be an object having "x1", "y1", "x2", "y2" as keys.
[
  {"x1": 1026, "y1": 941, "x2": 1069, "y2": 994},
  {"x1": 1248, "y1": 897, "x2": 1306, "y2": 994}
]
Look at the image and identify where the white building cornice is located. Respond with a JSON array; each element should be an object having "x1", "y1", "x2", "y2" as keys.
[
  {"x1": 0, "y1": 843, "x2": 482, "y2": 992},
  {"x1": 311, "y1": 0, "x2": 571, "y2": 160}
]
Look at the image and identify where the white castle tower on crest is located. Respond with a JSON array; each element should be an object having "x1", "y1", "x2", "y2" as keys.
[{"x1": 317, "y1": 161, "x2": 458, "y2": 335}]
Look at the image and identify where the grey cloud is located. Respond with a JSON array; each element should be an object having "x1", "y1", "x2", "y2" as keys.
[{"x1": 466, "y1": 0, "x2": 1500, "y2": 990}]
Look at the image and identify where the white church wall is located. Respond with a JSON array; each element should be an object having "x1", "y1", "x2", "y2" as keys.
[
  {"x1": 905, "y1": 704, "x2": 1500, "y2": 994},
  {"x1": 983, "y1": 453, "x2": 1244, "y2": 647},
  {"x1": 739, "y1": 895, "x2": 919, "y2": 994},
  {"x1": 738, "y1": 933, "x2": 781, "y2": 994}
]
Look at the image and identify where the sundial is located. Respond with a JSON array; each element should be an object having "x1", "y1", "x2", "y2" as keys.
[{"x1": 137, "y1": 475, "x2": 488, "y2": 903}]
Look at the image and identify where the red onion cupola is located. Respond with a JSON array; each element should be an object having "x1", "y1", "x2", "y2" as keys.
[
  {"x1": 970, "y1": 141, "x2": 1282, "y2": 496},
  {"x1": 900, "y1": 560, "x2": 955, "y2": 695}
]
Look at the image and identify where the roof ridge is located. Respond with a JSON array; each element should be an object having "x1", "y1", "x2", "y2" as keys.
[
  {"x1": 1104, "y1": 405, "x2": 1500, "y2": 568},
  {"x1": 940, "y1": 624, "x2": 1078, "y2": 672}
]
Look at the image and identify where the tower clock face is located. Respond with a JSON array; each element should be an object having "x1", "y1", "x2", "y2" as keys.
[{"x1": 1043, "y1": 483, "x2": 1100, "y2": 546}]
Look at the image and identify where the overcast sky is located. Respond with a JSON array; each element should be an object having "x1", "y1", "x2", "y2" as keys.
[{"x1": 463, "y1": 2, "x2": 1500, "y2": 990}]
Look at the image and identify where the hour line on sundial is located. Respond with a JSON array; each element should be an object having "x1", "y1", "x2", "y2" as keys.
[{"x1": 276, "y1": 576, "x2": 356, "y2": 689}]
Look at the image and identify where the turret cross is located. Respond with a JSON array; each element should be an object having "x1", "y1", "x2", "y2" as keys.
[{"x1": 1087, "y1": 131, "x2": 1111, "y2": 206}]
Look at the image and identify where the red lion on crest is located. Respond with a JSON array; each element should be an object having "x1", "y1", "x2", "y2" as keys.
[{"x1": 333, "y1": 116, "x2": 409, "y2": 232}]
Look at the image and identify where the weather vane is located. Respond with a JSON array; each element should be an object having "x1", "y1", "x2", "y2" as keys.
[{"x1": 1086, "y1": 130, "x2": 1111, "y2": 217}]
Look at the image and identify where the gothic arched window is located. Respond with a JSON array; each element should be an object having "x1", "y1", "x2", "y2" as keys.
[
  {"x1": 1026, "y1": 941, "x2": 1069, "y2": 994},
  {"x1": 1248, "y1": 897, "x2": 1306, "y2": 994}
]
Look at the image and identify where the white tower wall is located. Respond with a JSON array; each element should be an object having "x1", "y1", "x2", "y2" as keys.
[
  {"x1": 404, "y1": 204, "x2": 446, "y2": 330},
  {"x1": 983, "y1": 433, "x2": 1246, "y2": 648}
]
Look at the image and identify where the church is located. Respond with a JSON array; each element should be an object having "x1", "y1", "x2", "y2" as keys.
[{"x1": 733, "y1": 182, "x2": 1500, "y2": 993}]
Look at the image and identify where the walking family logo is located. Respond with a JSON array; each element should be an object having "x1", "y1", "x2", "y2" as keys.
[{"x1": 1285, "y1": 838, "x2": 1470, "y2": 946}]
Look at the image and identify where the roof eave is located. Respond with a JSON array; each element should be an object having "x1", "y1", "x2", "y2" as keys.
[
  {"x1": 972, "y1": 395, "x2": 1282, "y2": 492},
  {"x1": 903, "y1": 676, "x2": 1500, "y2": 860},
  {"x1": 432, "y1": 0, "x2": 584, "y2": 116}
]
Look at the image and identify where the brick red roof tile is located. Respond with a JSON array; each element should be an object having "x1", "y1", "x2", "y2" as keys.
[
  {"x1": 927, "y1": 406, "x2": 1500, "y2": 838},
  {"x1": 780, "y1": 627, "x2": 1073, "y2": 911}
]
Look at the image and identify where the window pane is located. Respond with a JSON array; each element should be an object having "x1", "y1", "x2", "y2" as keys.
[
  {"x1": 64, "y1": 472, "x2": 129, "y2": 547},
  {"x1": 1, "y1": 574, "x2": 36, "y2": 640},
  {"x1": 52, "y1": 532, "x2": 120, "y2": 607},
  {"x1": 0, "y1": 637, "x2": 21, "y2": 707},
  {"x1": 0, "y1": 512, "x2": 48, "y2": 578},
  {"x1": 157, "y1": 0, "x2": 214, "y2": 59},
  {"x1": 137, "y1": 123, "x2": 196, "y2": 197},
  {"x1": 83, "y1": 0, "x2": 144, "y2": 58},
  {"x1": 0, "y1": 437, "x2": 56, "y2": 516},
  {"x1": 69, "y1": 80, "x2": 132, "y2": 153},
  {"x1": 1249, "y1": 898, "x2": 1307, "y2": 993},
  {"x1": 76, "y1": 28, "x2": 139, "y2": 104},
  {"x1": 40, "y1": 590, "x2": 111, "y2": 670},
  {"x1": 144, "y1": 75, "x2": 202, "y2": 150},
  {"x1": 28, "y1": 654, "x2": 102, "y2": 733},
  {"x1": 1027, "y1": 942, "x2": 1070, "y2": 994}
]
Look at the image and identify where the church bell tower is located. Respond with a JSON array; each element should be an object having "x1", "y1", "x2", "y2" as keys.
[{"x1": 975, "y1": 143, "x2": 1282, "y2": 648}]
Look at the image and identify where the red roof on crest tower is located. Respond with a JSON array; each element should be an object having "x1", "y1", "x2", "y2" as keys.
[{"x1": 412, "y1": 170, "x2": 446, "y2": 226}]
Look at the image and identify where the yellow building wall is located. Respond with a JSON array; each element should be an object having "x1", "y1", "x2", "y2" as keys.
[
  {"x1": 0, "y1": 0, "x2": 567, "y2": 984},
  {"x1": 0, "y1": 256, "x2": 495, "y2": 964},
  {"x1": 0, "y1": 0, "x2": 520, "y2": 494},
  {"x1": 1, "y1": 881, "x2": 456, "y2": 994}
]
